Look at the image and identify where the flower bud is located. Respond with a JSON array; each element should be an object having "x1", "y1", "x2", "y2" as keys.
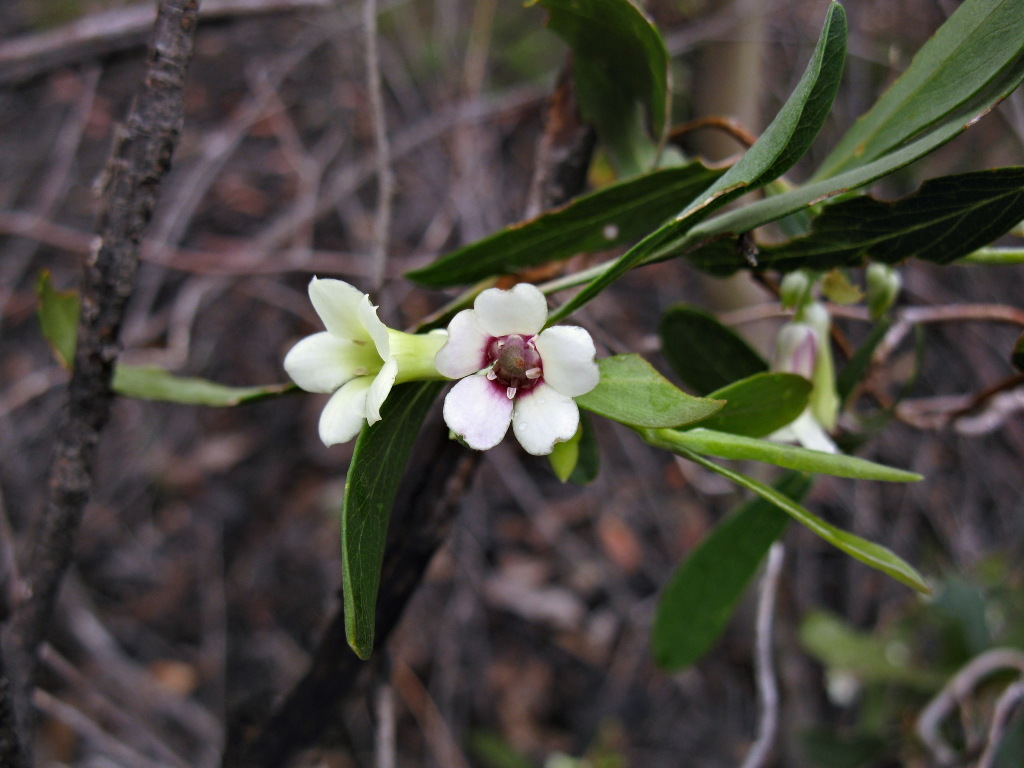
[
  {"x1": 779, "y1": 270, "x2": 811, "y2": 310},
  {"x1": 866, "y1": 263, "x2": 902, "y2": 320}
]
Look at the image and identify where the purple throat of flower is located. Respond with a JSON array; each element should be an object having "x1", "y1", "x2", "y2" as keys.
[{"x1": 484, "y1": 334, "x2": 542, "y2": 399}]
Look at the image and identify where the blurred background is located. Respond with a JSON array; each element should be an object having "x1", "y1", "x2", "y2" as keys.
[{"x1": 1, "y1": 0, "x2": 1023, "y2": 766}]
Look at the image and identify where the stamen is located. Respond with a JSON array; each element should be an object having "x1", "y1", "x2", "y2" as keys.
[
  {"x1": 506, "y1": 387, "x2": 517, "y2": 399},
  {"x1": 486, "y1": 369, "x2": 498, "y2": 380},
  {"x1": 525, "y1": 368, "x2": 542, "y2": 379}
]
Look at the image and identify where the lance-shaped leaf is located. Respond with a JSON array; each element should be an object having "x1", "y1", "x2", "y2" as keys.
[
  {"x1": 659, "y1": 305, "x2": 767, "y2": 394},
  {"x1": 649, "y1": 427, "x2": 922, "y2": 482},
  {"x1": 37, "y1": 272, "x2": 293, "y2": 405},
  {"x1": 36, "y1": 270, "x2": 79, "y2": 368},
  {"x1": 696, "y1": 373, "x2": 812, "y2": 437},
  {"x1": 546, "y1": 1, "x2": 847, "y2": 323},
  {"x1": 685, "y1": 168, "x2": 1024, "y2": 274},
  {"x1": 112, "y1": 366, "x2": 294, "y2": 405},
  {"x1": 538, "y1": 0, "x2": 669, "y2": 176},
  {"x1": 652, "y1": 471, "x2": 811, "y2": 670},
  {"x1": 814, "y1": 0, "x2": 1024, "y2": 180},
  {"x1": 658, "y1": 442, "x2": 929, "y2": 593},
  {"x1": 575, "y1": 354, "x2": 724, "y2": 429},
  {"x1": 342, "y1": 381, "x2": 445, "y2": 658},
  {"x1": 406, "y1": 163, "x2": 722, "y2": 289}
]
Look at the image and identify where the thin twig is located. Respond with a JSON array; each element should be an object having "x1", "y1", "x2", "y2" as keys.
[
  {"x1": 375, "y1": 671, "x2": 396, "y2": 768},
  {"x1": 2, "y1": 2, "x2": 201, "y2": 762},
  {"x1": 917, "y1": 648, "x2": 1024, "y2": 767},
  {"x1": 364, "y1": 0, "x2": 394, "y2": 289},
  {"x1": 976, "y1": 681, "x2": 1024, "y2": 768},
  {"x1": 739, "y1": 542, "x2": 785, "y2": 768}
]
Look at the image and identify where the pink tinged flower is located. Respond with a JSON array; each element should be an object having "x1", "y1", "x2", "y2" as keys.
[
  {"x1": 435, "y1": 283, "x2": 599, "y2": 456},
  {"x1": 284, "y1": 277, "x2": 446, "y2": 447}
]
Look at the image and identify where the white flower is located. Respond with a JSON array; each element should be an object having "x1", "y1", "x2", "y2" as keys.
[
  {"x1": 284, "y1": 277, "x2": 446, "y2": 447},
  {"x1": 435, "y1": 283, "x2": 599, "y2": 455}
]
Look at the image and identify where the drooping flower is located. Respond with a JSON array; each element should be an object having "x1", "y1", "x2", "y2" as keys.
[
  {"x1": 435, "y1": 283, "x2": 599, "y2": 455},
  {"x1": 284, "y1": 277, "x2": 446, "y2": 447},
  {"x1": 769, "y1": 303, "x2": 838, "y2": 454}
]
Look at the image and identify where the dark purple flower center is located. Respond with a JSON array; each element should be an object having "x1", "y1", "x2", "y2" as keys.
[{"x1": 486, "y1": 334, "x2": 542, "y2": 394}]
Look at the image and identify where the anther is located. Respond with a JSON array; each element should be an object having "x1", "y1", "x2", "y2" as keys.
[
  {"x1": 506, "y1": 387, "x2": 517, "y2": 399},
  {"x1": 525, "y1": 368, "x2": 541, "y2": 379}
]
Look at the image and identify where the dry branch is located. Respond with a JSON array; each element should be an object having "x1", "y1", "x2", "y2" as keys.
[{"x1": 1, "y1": 1, "x2": 201, "y2": 763}]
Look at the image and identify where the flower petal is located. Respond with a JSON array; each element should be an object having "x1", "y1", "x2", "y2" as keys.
[
  {"x1": 284, "y1": 332, "x2": 383, "y2": 393},
  {"x1": 512, "y1": 383, "x2": 579, "y2": 456},
  {"x1": 474, "y1": 283, "x2": 547, "y2": 337},
  {"x1": 365, "y1": 358, "x2": 398, "y2": 425},
  {"x1": 443, "y1": 375, "x2": 512, "y2": 451},
  {"x1": 319, "y1": 376, "x2": 374, "y2": 446},
  {"x1": 535, "y1": 325, "x2": 599, "y2": 397},
  {"x1": 308, "y1": 277, "x2": 372, "y2": 341},
  {"x1": 435, "y1": 309, "x2": 489, "y2": 378},
  {"x1": 358, "y1": 294, "x2": 391, "y2": 359}
]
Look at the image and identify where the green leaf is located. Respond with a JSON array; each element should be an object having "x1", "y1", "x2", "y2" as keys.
[
  {"x1": 649, "y1": 427, "x2": 922, "y2": 482},
  {"x1": 652, "y1": 471, "x2": 811, "y2": 670},
  {"x1": 697, "y1": 373, "x2": 812, "y2": 437},
  {"x1": 341, "y1": 381, "x2": 445, "y2": 659},
  {"x1": 575, "y1": 355, "x2": 723, "y2": 428},
  {"x1": 111, "y1": 366, "x2": 295, "y2": 405},
  {"x1": 800, "y1": 611, "x2": 945, "y2": 690},
  {"x1": 814, "y1": 0, "x2": 1024, "y2": 179},
  {"x1": 539, "y1": 0, "x2": 669, "y2": 175},
  {"x1": 659, "y1": 305, "x2": 768, "y2": 395},
  {"x1": 659, "y1": 444, "x2": 930, "y2": 592},
  {"x1": 406, "y1": 163, "x2": 722, "y2": 289},
  {"x1": 548, "y1": 414, "x2": 600, "y2": 484},
  {"x1": 36, "y1": 270, "x2": 80, "y2": 368},
  {"x1": 681, "y1": 68, "x2": 1024, "y2": 269},
  {"x1": 688, "y1": 169, "x2": 1024, "y2": 274},
  {"x1": 549, "y1": 422, "x2": 582, "y2": 482},
  {"x1": 37, "y1": 273, "x2": 295, "y2": 405},
  {"x1": 545, "y1": 1, "x2": 846, "y2": 323}
]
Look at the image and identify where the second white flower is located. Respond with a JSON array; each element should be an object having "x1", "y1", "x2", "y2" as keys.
[{"x1": 435, "y1": 283, "x2": 599, "y2": 455}]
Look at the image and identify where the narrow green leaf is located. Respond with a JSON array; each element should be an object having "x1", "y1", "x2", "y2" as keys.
[
  {"x1": 814, "y1": 0, "x2": 1024, "y2": 179},
  {"x1": 341, "y1": 381, "x2": 445, "y2": 659},
  {"x1": 649, "y1": 427, "x2": 922, "y2": 482},
  {"x1": 36, "y1": 270, "x2": 80, "y2": 368},
  {"x1": 549, "y1": 422, "x2": 582, "y2": 482},
  {"x1": 659, "y1": 305, "x2": 767, "y2": 395},
  {"x1": 697, "y1": 373, "x2": 812, "y2": 437},
  {"x1": 111, "y1": 366, "x2": 295, "y2": 405},
  {"x1": 652, "y1": 471, "x2": 811, "y2": 670},
  {"x1": 406, "y1": 163, "x2": 722, "y2": 289},
  {"x1": 800, "y1": 611, "x2": 945, "y2": 690},
  {"x1": 688, "y1": 169, "x2": 1024, "y2": 274},
  {"x1": 546, "y1": 2, "x2": 847, "y2": 323},
  {"x1": 576, "y1": 355, "x2": 723, "y2": 428},
  {"x1": 681, "y1": 61, "x2": 1024, "y2": 262},
  {"x1": 539, "y1": 0, "x2": 669, "y2": 175},
  {"x1": 659, "y1": 444, "x2": 930, "y2": 593}
]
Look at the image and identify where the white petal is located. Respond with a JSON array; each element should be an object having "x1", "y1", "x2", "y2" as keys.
[
  {"x1": 511, "y1": 383, "x2": 579, "y2": 456},
  {"x1": 443, "y1": 375, "x2": 512, "y2": 451},
  {"x1": 435, "y1": 309, "x2": 489, "y2": 378},
  {"x1": 358, "y1": 294, "x2": 391, "y2": 359},
  {"x1": 474, "y1": 283, "x2": 547, "y2": 338},
  {"x1": 318, "y1": 376, "x2": 374, "y2": 446},
  {"x1": 535, "y1": 325, "x2": 599, "y2": 397},
  {"x1": 308, "y1": 277, "x2": 371, "y2": 341},
  {"x1": 365, "y1": 358, "x2": 398, "y2": 425},
  {"x1": 284, "y1": 332, "x2": 382, "y2": 393},
  {"x1": 787, "y1": 410, "x2": 839, "y2": 454}
]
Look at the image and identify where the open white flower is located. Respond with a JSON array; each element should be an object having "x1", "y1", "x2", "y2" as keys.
[
  {"x1": 284, "y1": 277, "x2": 446, "y2": 447},
  {"x1": 435, "y1": 283, "x2": 599, "y2": 455}
]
